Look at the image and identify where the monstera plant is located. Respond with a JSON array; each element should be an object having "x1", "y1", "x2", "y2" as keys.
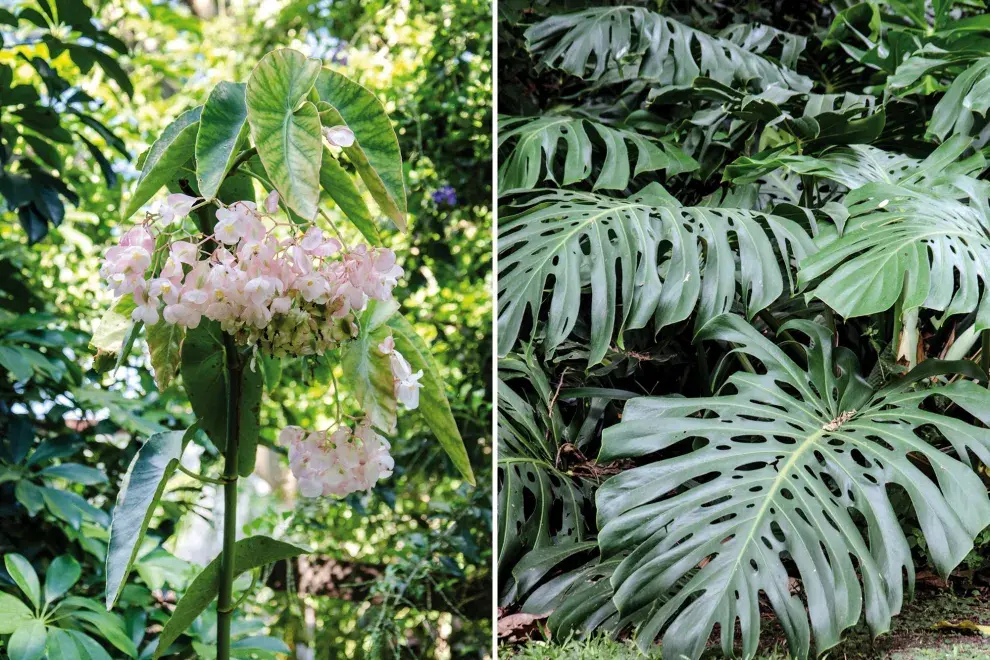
[
  {"x1": 92, "y1": 48, "x2": 472, "y2": 658},
  {"x1": 499, "y1": 1, "x2": 990, "y2": 658}
]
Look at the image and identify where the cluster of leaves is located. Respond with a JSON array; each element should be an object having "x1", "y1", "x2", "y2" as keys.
[
  {"x1": 0, "y1": 0, "x2": 130, "y2": 243},
  {"x1": 498, "y1": 1, "x2": 990, "y2": 659}
]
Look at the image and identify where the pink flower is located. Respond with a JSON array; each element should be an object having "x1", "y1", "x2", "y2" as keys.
[
  {"x1": 120, "y1": 226, "x2": 155, "y2": 253},
  {"x1": 171, "y1": 240, "x2": 198, "y2": 265},
  {"x1": 158, "y1": 193, "x2": 198, "y2": 224},
  {"x1": 322, "y1": 125, "x2": 355, "y2": 148},
  {"x1": 149, "y1": 277, "x2": 180, "y2": 305},
  {"x1": 297, "y1": 273, "x2": 329, "y2": 302},
  {"x1": 214, "y1": 213, "x2": 243, "y2": 244},
  {"x1": 131, "y1": 284, "x2": 160, "y2": 324},
  {"x1": 163, "y1": 302, "x2": 202, "y2": 328},
  {"x1": 265, "y1": 190, "x2": 280, "y2": 214},
  {"x1": 388, "y1": 347, "x2": 423, "y2": 409},
  {"x1": 278, "y1": 423, "x2": 393, "y2": 498}
]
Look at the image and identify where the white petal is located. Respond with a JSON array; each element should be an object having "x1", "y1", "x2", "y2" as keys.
[{"x1": 323, "y1": 125, "x2": 355, "y2": 148}]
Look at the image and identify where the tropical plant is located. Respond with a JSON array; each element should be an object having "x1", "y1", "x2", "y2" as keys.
[
  {"x1": 0, "y1": 553, "x2": 137, "y2": 660},
  {"x1": 0, "y1": 0, "x2": 130, "y2": 243},
  {"x1": 92, "y1": 46, "x2": 474, "y2": 658},
  {"x1": 498, "y1": 1, "x2": 990, "y2": 658}
]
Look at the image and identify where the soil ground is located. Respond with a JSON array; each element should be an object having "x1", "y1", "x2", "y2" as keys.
[{"x1": 500, "y1": 579, "x2": 990, "y2": 659}]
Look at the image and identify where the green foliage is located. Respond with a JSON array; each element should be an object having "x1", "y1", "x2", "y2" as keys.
[
  {"x1": 499, "y1": 115, "x2": 697, "y2": 193},
  {"x1": 0, "y1": 0, "x2": 130, "y2": 244},
  {"x1": 196, "y1": 82, "x2": 250, "y2": 201},
  {"x1": 179, "y1": 322, "x2": 263, "y2": 475},
  {"x1": 153, "y1": 536, "x2": 309, "y2": 659},
  {"x1": 122, "y1": 107, "x2": 203, "y2": 221},
  {"x1": 499, "y1": 1, "x2": 990, "y2": 658},
  {"x1": 314, "y1": 69, "x2": 408, "y2": 230},
  {"x1": 1, "y1": 553, "x2": 135, "y2": 658},
  {"x1": 340, "y1": 301, "x2": 401, "y2": 432},
  {"x1": 498, "y1": 184, "x2": 814, "y2": 363},
  {"x1": 105, "y1": 430, "x2": 187, "y2": 610}
]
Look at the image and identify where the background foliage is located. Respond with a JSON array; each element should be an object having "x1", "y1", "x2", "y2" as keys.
[
  {"x1": 498, "y1": 0, "x2": 990, "y2": 659},
  {"x1": 1, "y1": 0, "x2": 492, "y2": 657}
]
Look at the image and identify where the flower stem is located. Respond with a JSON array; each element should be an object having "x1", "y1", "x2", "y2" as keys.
[{"x1": 217, "y1": 333, "x2": 243, "y2": 660}]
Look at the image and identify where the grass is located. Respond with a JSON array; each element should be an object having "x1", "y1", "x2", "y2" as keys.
[{"x1": 500, "y1": 587, "x2": 990, "y2": 659}]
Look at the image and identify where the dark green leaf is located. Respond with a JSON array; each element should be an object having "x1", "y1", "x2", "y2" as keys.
[
  {"x1": 179, "y1": 322, "x2": 262, "y2": 476},
  {"x1": 122, "y1": 107, "x2": 202, "y2": 220},
  {"x1": 43, "y1": 555, "x2": 80, "y2": 603},
  {"x1": 196, "y1": 81, "x2": 249, "y2": 199},
  {"x1": 39, "y1": 463, "x2": 108, "y2": 485},
  {"x1": 105, "y1": 430, "x2": 185, "y2": 610}
]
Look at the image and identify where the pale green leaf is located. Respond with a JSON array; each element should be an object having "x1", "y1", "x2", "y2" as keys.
[
  {"x1": 45, "y1": 629, "x2": 81, "y2": 660},
  {"x1": 8, "y1": 621, "x2": 46, "y2": 660},
  {"x1": 0, "y1": 593, "x2": 33, "y2": 633},
  {"x1": 340, "y1": 300, "x2": 398, "y2": 433},
  {"x1": 90, "y1": 295, "x2": 136, "y2": 356},
  {"x1": 146, "y1": 320, "x2": 185, "y2": 391},
  {"x1": 5, "y1": 553, "x2": 40, "y2": 610},
  {"x1": 246, "y1": 48, "x2": 323, "y2": 220}
]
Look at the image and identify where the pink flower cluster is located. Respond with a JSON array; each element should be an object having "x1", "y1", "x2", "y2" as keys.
[
  {"x1": 100, "y1": 192, "x2": 405, "y2": 356},
  {"x1": 279, "y1": 422, "x2": 394, "y2": 497}
]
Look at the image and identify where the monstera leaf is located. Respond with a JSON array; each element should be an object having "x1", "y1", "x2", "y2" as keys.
[
  {"x1": 498, "y1": 115, "x2": 697, "y2": 193},
  {"x1": 726, "y1": 136, "x2": 986, "y2": 195},
  {"x1": 928, "y1": 57, "x2": 990, "y2": 140},
  {"x1": 799, "y1": 180, "x2": 990, "y2": 323},
  {"x1": 497, "y1": 350, "x2": 592, "y2": 591},
  {"x1": 597, "y1": 314, "x2": 990, "y2": 659},
  {"x1": 497, "y1": 184, "x2": 815, "y2": 364},
  {"x1": 524, "y1": 7, "x2": 812, "y2": 91}
]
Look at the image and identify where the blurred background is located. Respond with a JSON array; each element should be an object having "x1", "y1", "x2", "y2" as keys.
[{"x1": 0, "y1": 0, "x2": 492, "y2": 657}]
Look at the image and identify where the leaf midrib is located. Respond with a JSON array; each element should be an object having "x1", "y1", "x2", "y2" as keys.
[{"x1": 716, "y1": 428, "x2": 825, "y2": 599}]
